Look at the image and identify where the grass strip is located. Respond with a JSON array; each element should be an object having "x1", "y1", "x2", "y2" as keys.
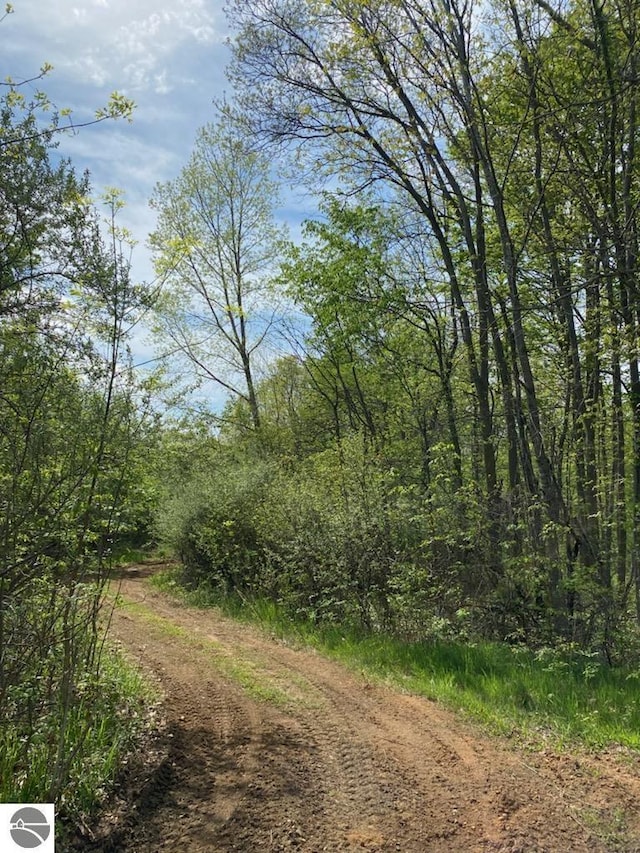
[{"x1": 118, "y1": 596, "x2": 294, "y2": 708}]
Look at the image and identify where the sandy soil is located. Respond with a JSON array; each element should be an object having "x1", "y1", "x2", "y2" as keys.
[{"x1": 77, "y1": 565, "x2": 640, "y2": 852}]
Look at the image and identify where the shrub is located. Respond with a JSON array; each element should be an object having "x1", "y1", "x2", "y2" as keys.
[
  {"x1": 256, "y1": 436, "x2": 424, "y2": 629},
  {"x1": 153, "y1": 446, "x2": 272, "y2": 592}
]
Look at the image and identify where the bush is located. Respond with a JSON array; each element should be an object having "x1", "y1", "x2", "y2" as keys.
[
  {"x1": 255, "y1": 436, "x2": 424, "y2": 629},
  {"x1": 155, "y1": 433, "x2": 598, "y2": 647},
  {"x1": 153, "y1": 445, "x2": 272, "y2": 592}
]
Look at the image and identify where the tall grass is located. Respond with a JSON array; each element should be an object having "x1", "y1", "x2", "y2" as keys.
[
  {"x1": 315, "y1": 633, "x2": 640, "y2": 749},
  {"x1": 0, "y1": 642, "x2": 156, "y2": 826},
  {"x1": 151, "y1": 566, "x2": 640, "y2": 751}
]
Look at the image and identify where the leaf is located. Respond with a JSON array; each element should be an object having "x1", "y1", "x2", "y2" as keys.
[{"x1": 95, "y1": 92, "x2": 136, "y2": 123}]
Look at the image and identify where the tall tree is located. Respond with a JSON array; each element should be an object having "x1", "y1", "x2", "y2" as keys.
[
  {"x1": 227, "y1": 0, "x2": 640, "y2": 629},
  {"x1": 150, "y1": 114, "x2": 286, "y2": 430}
]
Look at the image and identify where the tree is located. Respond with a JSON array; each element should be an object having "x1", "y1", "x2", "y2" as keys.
[
  {"x1": 150, "y1": 114, "x2": 287, "y2": 430},
  {"x1": 280, "y1": 197, "x2": 464, "y2": 487},
  {"x1": 0, "y1": 74, "x2": 152, "y2": 804},
  {"x1": 225, "y1": 0, "x2": 640, "y2": 637},
  {"x1": 1, "y1": 3, "x2": 134, "y2": 154},
  {"x1": 227, "y1": 0, "x2": 515, "y2": 521}
]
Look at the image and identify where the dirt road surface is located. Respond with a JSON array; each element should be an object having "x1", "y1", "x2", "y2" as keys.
[{"x1": 85, "y1": 565, "x2": 640, "y2": 852}]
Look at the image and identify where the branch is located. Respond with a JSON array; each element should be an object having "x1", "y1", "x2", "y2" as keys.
[{"x1": 0, "y1": 92, "x2": 135, "y2": 149}]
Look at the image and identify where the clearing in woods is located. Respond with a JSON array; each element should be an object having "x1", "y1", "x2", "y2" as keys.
[{"x1": 84, "y1": 565, "x2": 640, "y2": 852}]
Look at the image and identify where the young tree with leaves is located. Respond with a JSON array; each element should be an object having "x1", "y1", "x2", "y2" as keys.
[
  {"x1": 0, "y1": 64, "x2": 152, "y2": 808},
  {"x1": 150, "y1": 113, "x2": 286, "y2": 430}
]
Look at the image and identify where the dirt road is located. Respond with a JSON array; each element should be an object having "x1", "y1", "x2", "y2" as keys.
[{"x1": 88, "y1": 565, "x2": 640, "y2": 852}]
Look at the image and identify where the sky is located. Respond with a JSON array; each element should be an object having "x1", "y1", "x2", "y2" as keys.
[
  {"x1": 4, "y1": 0, "x2": 232, "y2": 284},
  {"x1": 4, "y1": 0, "x2": 312, "y2": 408}
]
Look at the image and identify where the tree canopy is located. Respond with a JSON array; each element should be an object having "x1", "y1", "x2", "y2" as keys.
[{"x1": 144, "y1": 0, "x2": 640, "y2": 653}]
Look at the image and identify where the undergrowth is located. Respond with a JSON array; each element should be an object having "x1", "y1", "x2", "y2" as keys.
[
  {"x1": 151, "y1": 566, "x2": 640, "y2": 751},
  {"x1": 0, "y1": 642, "x2": 157, "y2": 838}
]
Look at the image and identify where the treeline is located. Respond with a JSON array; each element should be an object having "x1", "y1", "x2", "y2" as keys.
[
  {"x1": 0, "y1": 73, "x2": 153, "y2": 817},
  {"x1": 152, "y1": 0, "x2": 640, "y2": 664}
]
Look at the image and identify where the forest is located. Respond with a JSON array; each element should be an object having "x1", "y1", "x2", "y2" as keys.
[{"x1": 3, "y1": 0, "x2": 640, "y2": 833}]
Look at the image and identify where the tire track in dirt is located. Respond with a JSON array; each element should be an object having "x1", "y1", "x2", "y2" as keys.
[{"x1": 84, "y1": 565, "x2": 640, "y2": 852}]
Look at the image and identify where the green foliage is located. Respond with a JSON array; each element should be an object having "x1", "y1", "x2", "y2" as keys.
[
  {"x1": 0, "y1": 581, "x2": 154, "y2": 815},
  {"x1": 330, "y1": 637, "x2": 640, "y2": 749},
  {"x1": 138, "y1": 0, "x2": 640, "y2": 674},
  {"x1": 256, "y1": 436, "x2": 396, "y2": 626},
  {"x1": 0, "y1": 72, "x2": 154, "y2": 820},
  {"x1": 152, "y1": 435, "x2": 270, "y2": 592},
  {"x1": 154, "y1": 428, "x2": 534, "y2": 638},
  {"x1": 95, "y1": 91, "x2": 135, "y2": 123}
]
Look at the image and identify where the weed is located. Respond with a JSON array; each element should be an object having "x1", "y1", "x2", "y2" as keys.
[
  {"x1": 579, "y1": 806, "x2": 629, "y2": 850},
  {"x1": 0, "y1": 643, "x2": 157, "y2": 830}
]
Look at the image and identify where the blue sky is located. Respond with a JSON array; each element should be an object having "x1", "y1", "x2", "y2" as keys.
[
  {"x1": 4, "y1": 0, "x2": 313, "y2": 409},
  {"x1": 4, "y1": 0, "x2": 232, "y2": 285}
]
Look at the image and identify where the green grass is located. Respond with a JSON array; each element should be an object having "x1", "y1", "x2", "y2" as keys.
[
  {"x1": 150, "y1": 567, "x2": 640, "y2": 752},
  {"x1": 111, "y1": 543, "x2": 173, "y2": 566},
  {"x1": 314, "y1": 632, "x2": 640, "y2": 749},
  {"x1": 0, "y1": 644, "x2": 158, "y2": 822}
]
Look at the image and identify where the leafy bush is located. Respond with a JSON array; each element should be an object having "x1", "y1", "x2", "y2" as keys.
[
  {"x1": 155, "y1": 428, "x2": 633, "y2": 651},
  {"x1": 153, "y1": 442, "x2": 272, "y2": 592},
  {"x1": 256, "y1": 435, "x2": 427, "y2": 629}
]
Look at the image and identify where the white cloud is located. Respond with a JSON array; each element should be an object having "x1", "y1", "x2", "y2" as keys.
[
  {"x1": 7, "y1": 0, "x2": 220, "y2": 93},
  {"x1": 2, "y1": 0, "x2": 303, "y2": 407}
]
